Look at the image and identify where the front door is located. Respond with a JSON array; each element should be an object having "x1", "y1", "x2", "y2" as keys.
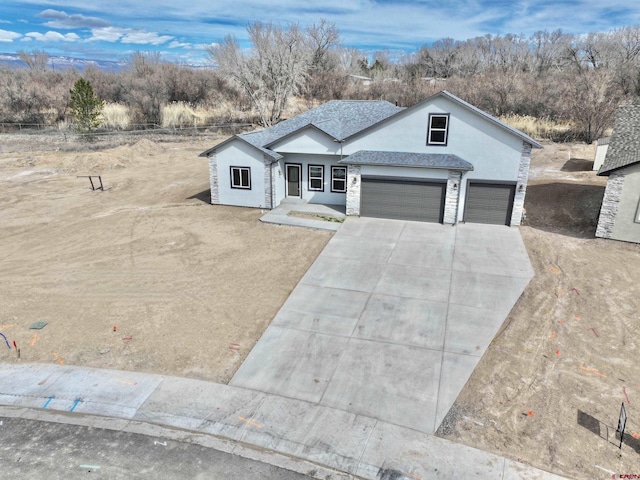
[{"x1": 286, "y1": 164, "x2": 301, "y2": 197}]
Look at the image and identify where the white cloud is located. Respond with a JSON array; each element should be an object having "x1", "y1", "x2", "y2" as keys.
[
  {"x1": 120, "y1": 31, "x2": 174, "y2": 45},
  {"x1": 25, "y1": 31, "x2": 80, "y2": 42},
  {"x1": 90, "y1": 27, "x2": 125, "y2": 42},
  {"x1": 0, "y1": 29, "x2": 22, "y2": 42},
  {"x1": 37, "y1": 9, "x2": 110, "y2": 29},
  {"x1": 168, "y1": 40, "x2": 192, "y2": 49}
]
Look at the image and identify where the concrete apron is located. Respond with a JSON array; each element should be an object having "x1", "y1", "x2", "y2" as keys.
[{"x1": 231, "y1": 217, "x2": 534, "y2": 435}]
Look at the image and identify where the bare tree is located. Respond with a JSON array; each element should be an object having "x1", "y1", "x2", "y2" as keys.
[
  {"x1": 306, "y1": 20, "x2": 340, "y2": 71},
  {"x1": 563, "y1": 68, "x2": 621, "y2": 143},
  {"x1": 17, "y1": 50, "x2": 50, "y2": 72},
  {"x1": 208, "y1": 22, "x2": 312, "y2": 127}
]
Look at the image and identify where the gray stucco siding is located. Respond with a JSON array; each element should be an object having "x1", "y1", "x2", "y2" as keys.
[
  {"x1": 269, "y1": 127, "x2": 341, "y2": 155},
  {"x1": 215, "y1": 141, "x2": 269, "y2": 208},
  {"x1": 277, "y1": 154, "x2": 347, "y2": 206},
  {"x1": 342, "y1": 96, "x2": 525, "y2": 223},
  {"x1": 609, "y1": 163, "x2": 640, "y2": 243}
]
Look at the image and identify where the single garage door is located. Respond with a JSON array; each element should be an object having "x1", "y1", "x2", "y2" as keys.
[
  {"x1": 360, "y1": 177, "x2": 445, "y2": 222},
  {"x1": 464, "y1": 182, "x2": 515, "y2": 225}
]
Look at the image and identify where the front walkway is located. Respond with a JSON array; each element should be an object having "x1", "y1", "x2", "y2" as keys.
[{"x1": 259, "y1": 198, "x2": 346, "y2": 231}]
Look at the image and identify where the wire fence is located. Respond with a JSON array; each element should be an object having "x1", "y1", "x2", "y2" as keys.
[{"x1": 0, "y1": 122, "x2": 254, "y2": 136}]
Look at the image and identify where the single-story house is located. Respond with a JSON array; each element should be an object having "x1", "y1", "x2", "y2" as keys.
[
  {"x1": 593, "y1": 136, "x2": 610, "y2": 171},
  {"x1": 199, "y1": 91, "x2": 542, "y2": 226},
  {"x1": 596, "y1": 105, "x2": 640, "y2": 243}
]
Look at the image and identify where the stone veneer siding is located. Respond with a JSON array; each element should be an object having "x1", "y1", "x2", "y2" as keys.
[
  {"x1": 263, "y1": 156, "x2": 273, "y2": 209},
  {"x1": 510, "y1": 142, "x2": 532, "y2": 226},
  {"x1": 208, "y1": 153, "x2": 220, "y2": 204},
  {"x1": 443, "y1": 171, "x2": 462, "y2": 224},
  {"x1": 596, "y1": 170, "x2": 625, "y2": 238},
  {"x1": 346, "y1": 165, "x2": 362, "y2": 216}
]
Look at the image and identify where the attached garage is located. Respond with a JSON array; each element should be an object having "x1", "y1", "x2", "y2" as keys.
[
  {"x1": 360, "y1": 177, "x2": 446, "y2": 223},
  {"x1": 464, "y1": 182, "x2": 515, "y2": 226}
]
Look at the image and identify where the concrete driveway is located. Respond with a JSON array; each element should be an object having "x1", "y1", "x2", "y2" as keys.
[{"x1": 231, "y1": 217, "x2": 534, "y2": 434}]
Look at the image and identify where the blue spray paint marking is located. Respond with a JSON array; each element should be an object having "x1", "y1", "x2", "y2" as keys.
[
  {"x1": 43, "y1": 395, "x2": 55, "y2": 409},
  {"x1": 0, "y1": 333, "x2": 10, "y2": 349},
  {"x1": 69, "y1": 398, "x2": 82, "y2": 412}
]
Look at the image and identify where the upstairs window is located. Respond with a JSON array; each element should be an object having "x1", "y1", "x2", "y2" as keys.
[
  {"x1": 427, "y1": 114, "x2": 450, "y2": 146},
  {"x1": 308, "y1": 165, "x2": 324, "y2": 191},
  {"x1": 331, "y1": 166, "x2": 347, "y2": 192},
  {"x1": 230, "y1": 166, "x2": 251, "y2": 189}
]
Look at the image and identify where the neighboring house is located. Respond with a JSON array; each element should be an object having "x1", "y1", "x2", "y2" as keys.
[
  {"x1": 199, "y1": 91, "x2": 542, "y2": 226},
  {"x1": 593, "y1": 136, "x2": 610, "y2": 171},
  {"x1": 596, "y1": 105, "x2": 640, "y2": 243}
]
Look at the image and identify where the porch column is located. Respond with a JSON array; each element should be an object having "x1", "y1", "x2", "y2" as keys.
[
  {"x1": 510, "y1": 142, "x2": 532, "y2": 226},
  {"x1": 443, "y1": 170, "x2": 461, "y2": 224},
  {"x1": 346, "y1": 165, "x2": 361, "y2": 216}
]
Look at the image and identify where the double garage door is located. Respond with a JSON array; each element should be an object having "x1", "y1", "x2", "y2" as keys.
[
  {"x1": 360, "y1": 177, "x2": 515, "y2": 225},
  {"x1": 360, "y1": 177, "x2": 445, "y2": 223}
]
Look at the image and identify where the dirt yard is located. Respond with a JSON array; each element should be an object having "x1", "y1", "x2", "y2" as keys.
[
  {"x1": 3, "y1": 133, "x2": 640, "y2": 478},
  {"x1": 439, "y1": 141, "x2": 640, "y2": 479},
  {"x1": 0, "y1": 133, "x2": 331, "y2": 383}
]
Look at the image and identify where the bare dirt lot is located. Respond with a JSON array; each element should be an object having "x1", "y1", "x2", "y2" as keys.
[
  {"x1": 3, "y1": 133, "x2": 640, "y2": 478},
  {"x1": 0, "y1": 133, "x2": 331, "y2": 383},
  {"x1": 440, "y1": 141, "x2": 640, "y2": 478}
]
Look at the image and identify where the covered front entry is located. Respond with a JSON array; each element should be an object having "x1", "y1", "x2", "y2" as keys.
[
  {"x1": 285, "y1": 164, "x2": 301, "y2": 197},
  {"x1": 464, "y1": 182, "x2": 515, "y2": 226},
  {"x1": 360, "y1": 177, "x2": 446, "y2": 223}
]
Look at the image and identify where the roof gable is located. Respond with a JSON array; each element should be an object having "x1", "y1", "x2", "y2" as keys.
[
  {"x1": 598, "y1": 105, "x2": 640, "y2": 175},
  {"x1": 342, "y1": 91, "x2": 542, "y2": 149}
]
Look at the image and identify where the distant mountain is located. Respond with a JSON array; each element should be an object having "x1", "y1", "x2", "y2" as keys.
[
  {"x1": 0, "y1": 52, "x2": 127, "y2": 72},
  {"x1": 0, "y1": 53, "x2": 210, "y2": 72}
]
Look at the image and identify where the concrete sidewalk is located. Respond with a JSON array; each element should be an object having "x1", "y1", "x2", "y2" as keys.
[{"x1": 0, "y1": 363, "x2": 566, "y2": 479}]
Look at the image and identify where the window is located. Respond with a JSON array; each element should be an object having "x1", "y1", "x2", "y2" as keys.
[
  {"x1": 230, "y1": 166, "x2": 251, "y2": 189},
  {"x1": 331, "y1": 166, "x2": 347, "y2": 192},
  {"x1": 308, "y1": 165, "x2": 324, "y2": 191},
  {"x1": 427, "y1": 113, "x2": 449, "y2": 145}
]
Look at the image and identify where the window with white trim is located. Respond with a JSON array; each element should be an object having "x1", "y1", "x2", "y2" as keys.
[
  {"x1": 308, "y1": 165, "x2": 324, "y2": 191},
  {"x1": 230, "y1": 166, "x2": 251, "y2": 189},
  {"x1": 331, "y1": 166, "x2": 347, "y2": 192},
  {"x1": 427, "y1": 113, "x2": 449, "y2": 145}
]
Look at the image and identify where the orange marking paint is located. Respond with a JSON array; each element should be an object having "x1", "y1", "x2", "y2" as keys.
[
  {"x1": 575, "y1": 314, "x2": 581, "y2": 320},
  {"x1": 579, "y1": 365, "x2": 606, "y2": 377},
  {"x1": 632, "y1": 432, "x2": 640, "y2": 439},
  {"x1": 527, "y1": 411, "x2": 534, "y2": 416},
  {"x1": 555, "y1": 350, "x2": 561, "y2": 356},
  {"x1": 116, "y1": 379, "x2": 138, "y2": 386},
  {"x1": 548, "y1": 265, "x2": 560, "y2": 276},
  {"x1": 549, "y1": 331, "x2": 557, "y2": 344},
  {"x1": 30, "y1": 334, "x2": 39, "y2": 346},
  {"x1": 52, "y1": 352, "x2": 64, "y2": 365},
  {"x1": 0, "y1": 324, "x2": 15, "y2": 329},
  {"x1": 238, "y1": 416, "x2": 262, "y2": 429}
]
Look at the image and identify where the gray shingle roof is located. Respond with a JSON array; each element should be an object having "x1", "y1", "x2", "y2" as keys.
[
  {"x1": 340, "y1": 150, "x2": 474, "y2": 171},
  {"x1": 598, "y1": 105, "x2": 640, "y2": 175},
  {"x1": 199, "y1": 100, "x2": 403, "y2": 159}
]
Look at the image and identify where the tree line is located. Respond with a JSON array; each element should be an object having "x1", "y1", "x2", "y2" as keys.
[{"x1": 2, "y1": 22, "x2": 640, "y2": 142}]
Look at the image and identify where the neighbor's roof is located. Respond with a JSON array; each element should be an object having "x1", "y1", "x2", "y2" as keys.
[
  {"x1": 340, "y1": 150, "x2": 474, "y2": 171},
  {"x1": 198, "y1": 100, "x2": 403, "y2": 158},
  {"x1": 597, "y1": 137, "x2": 611, "y2": 146},
  {"x1": 598, "y1": 105, "x2": 640, "y2": 176}
]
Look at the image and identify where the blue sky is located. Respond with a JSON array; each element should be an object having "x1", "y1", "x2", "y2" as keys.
[{"x1": 1, "y1": 0, "x2": 639, "y2": 65}]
